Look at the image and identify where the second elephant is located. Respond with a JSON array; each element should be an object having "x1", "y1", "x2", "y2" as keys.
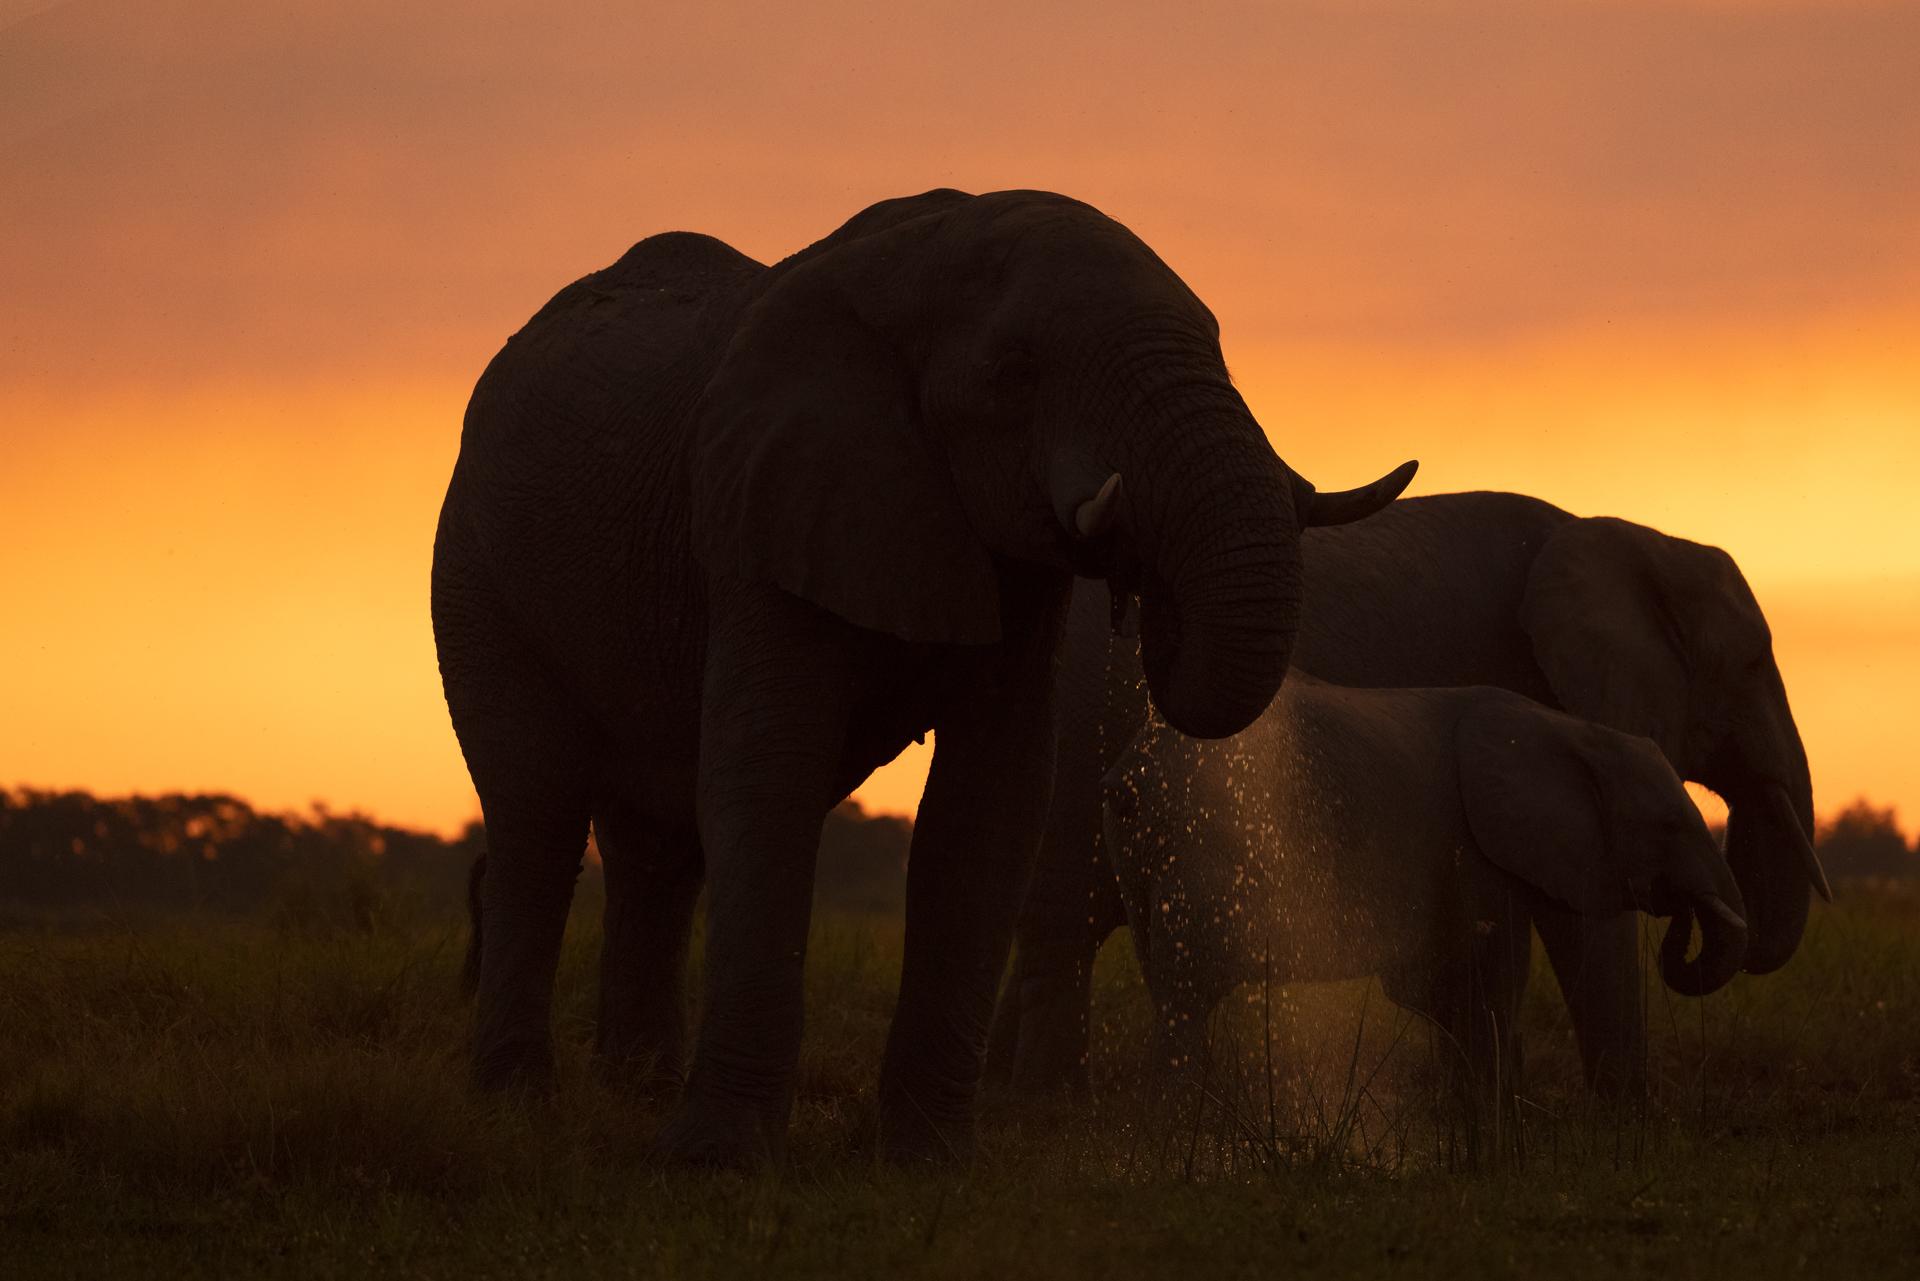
[{"x1": 992, "y1": 491, "x2": 1825, "y2": 1097}]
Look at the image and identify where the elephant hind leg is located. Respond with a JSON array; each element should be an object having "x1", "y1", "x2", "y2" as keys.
[
  {"x1": 469, "y1": 779, "x2": 591, "y2": 1090},
  {"x1": 591, "y1": 801, "x2": 703, "y2": 1096},
  {"x1": 447, "y1": 648, "x2": 594, "y2": 1091}
]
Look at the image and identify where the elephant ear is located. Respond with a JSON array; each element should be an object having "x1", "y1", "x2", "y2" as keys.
[
  {"x1": 690, "y1": 244, "x2": 1001, "y2": 645},
  {"x1": 1455, "y1": 698, "x2": 1631, "y2": 915},
  {"x1": 1520, "y1": 517, "x2": 1690, "y2": 763}
]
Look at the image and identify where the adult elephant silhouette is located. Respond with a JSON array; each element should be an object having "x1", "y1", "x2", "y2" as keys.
[
  {"x1": 990, "y1": 491, "x2": 1826, "y2": 1098},
  {"x1": 431, "y1": 188, "x2": 1413, "y2": 1168}
]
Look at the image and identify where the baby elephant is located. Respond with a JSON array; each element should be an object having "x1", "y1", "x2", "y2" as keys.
[{"x1": 1102, "y1": 676, "x2": 1747, "y2": 1091}]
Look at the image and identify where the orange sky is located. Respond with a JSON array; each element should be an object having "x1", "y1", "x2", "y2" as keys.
[{"x1": 2, "y1": 1, "x2": 1917, "y2": 835}]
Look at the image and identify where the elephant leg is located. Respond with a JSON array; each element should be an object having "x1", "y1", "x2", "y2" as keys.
[
  {"x1": 880, "y1": 735, "x2": 1057, "y2": 1161},
  {"x1": 1423, "y1": 909, "x2": 1532, "y2": 1165},
  {"x1": 1144, "y1": 964, "x2": 1213, "y2": 1091},
  {"x1": 1465, "y1": 910, "x2": 1533, "y2": 1098},
  {"x1": 456, "y1": 687, "x2": 592, "y2": 1091},
  {"x1": 592, "y1": 803, "x2": 703, "y2": 1096},
  {"x1": 988, "y1": 658, "x2": 1137, "y2": 1097},
  {"x1": 1534, "y1": 906, "x2": 1646, "y2": 1100},
  {"x1": 996, "y1": 933, "x2": 1103, "y2": 1096},
  {"x1": 654, "y1": 579, "x2": 854, "y2": 1169},
  {"x1": 877, "y1": 577, "x2": 1066, "y2": 1162},
  {"x1": 990, "y1": 862, "x2": 1125, "y2": 1096},
  {"x1": 983, "y1": 958, "x2": 1027, "y2": 1090},
  {"x1": 459, "y1": 852, "x2": 486, "y2": 998}
]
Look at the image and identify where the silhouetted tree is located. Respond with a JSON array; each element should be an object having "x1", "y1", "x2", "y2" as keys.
[
  {"x1": 1, "y1": 788, "x2": 915, "y2": 921},
  {"x1": 0, "y1": 787, "x2": 484, "y2": 918},
  {"x1": 1817, "y1": 799, "x2": 1916, "y2": 880}
]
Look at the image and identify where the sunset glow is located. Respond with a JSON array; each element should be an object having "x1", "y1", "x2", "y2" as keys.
[{"x1": 3, "y1": 0, "x2": 1915, "y2": 836}]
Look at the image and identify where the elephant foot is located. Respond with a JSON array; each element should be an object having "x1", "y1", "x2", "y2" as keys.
[
  {"x1": 1008, "y1": 1045, "x2": 1094, "y2": 1099},
  {"x1": 877, "y1": 1080, "x2": 977, "y2": 1167},
  {"x1": 472, "y1": 1035, "x2": 555, "y2": 1094},
  {"x1": 593, "y1": 1019, "x2": 687, "y2": 1100},
  {"x1": 1584, "y1": 1053, "x2": 1649, "y2": 1105},
  {"x1": 593, "y1": 1048, "x2": 687, "y2": 1102},
  {"x1": 651, "y1": 1092, "x2": 782, "y2": 1171}
]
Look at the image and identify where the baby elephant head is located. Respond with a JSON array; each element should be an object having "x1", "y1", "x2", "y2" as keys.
[{"x1": 1456, "y1": 699, "x2": 1749, "y2": 996}]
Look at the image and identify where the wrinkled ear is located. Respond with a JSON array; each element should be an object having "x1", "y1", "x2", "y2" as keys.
[
  {"x1": 1521, "y1": 517, "x2": 1689, "y2": 762},
  {"x1": 1456, "y1": 699, "x2": 1631, "y2": 914},
  {"x1": 691, "y1": 260, "x2": 1001, "y2": 644}
]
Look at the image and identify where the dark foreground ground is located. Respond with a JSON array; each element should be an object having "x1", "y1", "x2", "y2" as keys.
[{"x1": 1, "y1": 886, "x2": 1915, "y2": 1279}]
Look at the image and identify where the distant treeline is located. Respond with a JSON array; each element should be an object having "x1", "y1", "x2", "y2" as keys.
[
  {"x1": 2, "y1": 787, "x2": 1911, "y2": 924},
  {"x1": 0, "y1": 789, "x2": 911, "y2": 922},
  {"x1": 1814, "y1": 799, "x2": 1919, "y2": 881}
]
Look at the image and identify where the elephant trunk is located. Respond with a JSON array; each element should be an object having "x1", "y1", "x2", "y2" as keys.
[
  {"x1": 1659, "y1": 897, "x2": 1748, "y2": 997},
  {"x1": 1132, "y1": 424, "x2": 1302, "y2": 741},
  {"x1": 1724, "y1": 770, "x2": 1822, "y2": 976},
  {"x1": 1657, "y1": 844, "x2": 1750, "y2": 996},
  {"x1": 1717, "y1": 675, "x2": 1823, "y2": 975}
]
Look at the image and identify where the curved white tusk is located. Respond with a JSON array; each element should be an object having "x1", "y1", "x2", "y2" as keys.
[
  {"x1": 1763, "y1": 783, "x2": 1833, "y2": 904},
  {"x1": 1698, "y1": 893, "x2": 1748, "y2": 933},
  {"x1": 1301, "y1": 459, "x2": 1418, "y2": 528},
  {"x1": 1074, "y1": 472, "x2": 1122, "y2": 539}
]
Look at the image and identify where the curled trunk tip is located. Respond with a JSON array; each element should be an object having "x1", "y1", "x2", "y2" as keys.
[{"x1": 1659, "y1": 903, "x2": 1748, "y2": 997}]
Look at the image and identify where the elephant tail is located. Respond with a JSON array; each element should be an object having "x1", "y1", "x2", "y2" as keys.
[{"x1": 459, "y1": 853, "x2": 485, "y2": 998}]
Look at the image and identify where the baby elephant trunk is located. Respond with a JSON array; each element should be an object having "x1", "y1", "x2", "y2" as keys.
[{"x1": 1657, "y1": 890, "x2": 1749, "y2": 997}]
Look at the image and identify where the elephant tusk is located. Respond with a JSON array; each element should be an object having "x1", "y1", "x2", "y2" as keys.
[
  {"x1": 1764, "y1": 782, "x2": 1833, "y2": 904},
  {"x1": 1698, "y1": 893, "x2": 1748, "y2": 933},
  {"x1": 1075, "y1": 472, "x2": 1123, "y2": 539},
  {"x1": 1300, "y1": 459, "x2": 1419, "y2": 528}
]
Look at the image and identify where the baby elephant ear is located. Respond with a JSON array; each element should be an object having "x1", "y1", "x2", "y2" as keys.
[
  {"x1": 691, "y1": 262, "x2": 1001, "y2": 645},
  {"x1": 1455, "y1": 698, "x2": 1632, "y2": 916}
]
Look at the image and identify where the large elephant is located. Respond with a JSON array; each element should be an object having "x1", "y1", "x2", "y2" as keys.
[
  {"x1": 991, "y1": 491, "x2": 1825, "y2": 1098},
  {"x1": 431, "y1": 188, "x2": 1412, "y2": 1167},
  {"x1": 1102, "y1": 675, "x2": 1749, "y2": 1091}
]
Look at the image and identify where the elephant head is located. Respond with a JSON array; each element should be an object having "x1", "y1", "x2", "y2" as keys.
[
  {"x1": 1457, "y1": 699, "x2": 1750, "y2": 996},
  {"x1": 1519, "y1": 517, "x2": 1824, "y2": 975},
  {"x1": 692, "y1": 189, "x2": 1414, "y2": 740}
]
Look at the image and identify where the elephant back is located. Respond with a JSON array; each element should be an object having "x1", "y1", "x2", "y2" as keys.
[
  {"x1": 464, "y1": 233, "x2": 766, "y2": 457},
  {"x1": 1293, "y1": 491, "x2": 1569, "y2": 698},
  {"x1": 441, "y1": 232, "x2": 769, "y2": 703}
]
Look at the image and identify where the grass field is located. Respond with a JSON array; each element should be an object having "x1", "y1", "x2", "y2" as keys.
[{"x1": 1, "y1": 886, "x2": 1916, "y2": 1279}]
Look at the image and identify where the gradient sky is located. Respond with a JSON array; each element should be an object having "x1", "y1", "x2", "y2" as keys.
[{"x1": 2, "y1": 1, "x2": 1916, "y2": 835}]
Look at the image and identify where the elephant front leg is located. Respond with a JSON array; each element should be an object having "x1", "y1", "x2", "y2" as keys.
[
  {"x1": 1453, "y1": 905, "x2": 1534, "y2": 1167},
  {"x1": 1534, "y1": 906, "x2": 1647, "y2": 1101},
  {"x1": 653, "y1": 580, "x2": 856, "y2": 1169},
  {"x1": 878, "y1": 587, "x2": 1066, "y2": 1162}
]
